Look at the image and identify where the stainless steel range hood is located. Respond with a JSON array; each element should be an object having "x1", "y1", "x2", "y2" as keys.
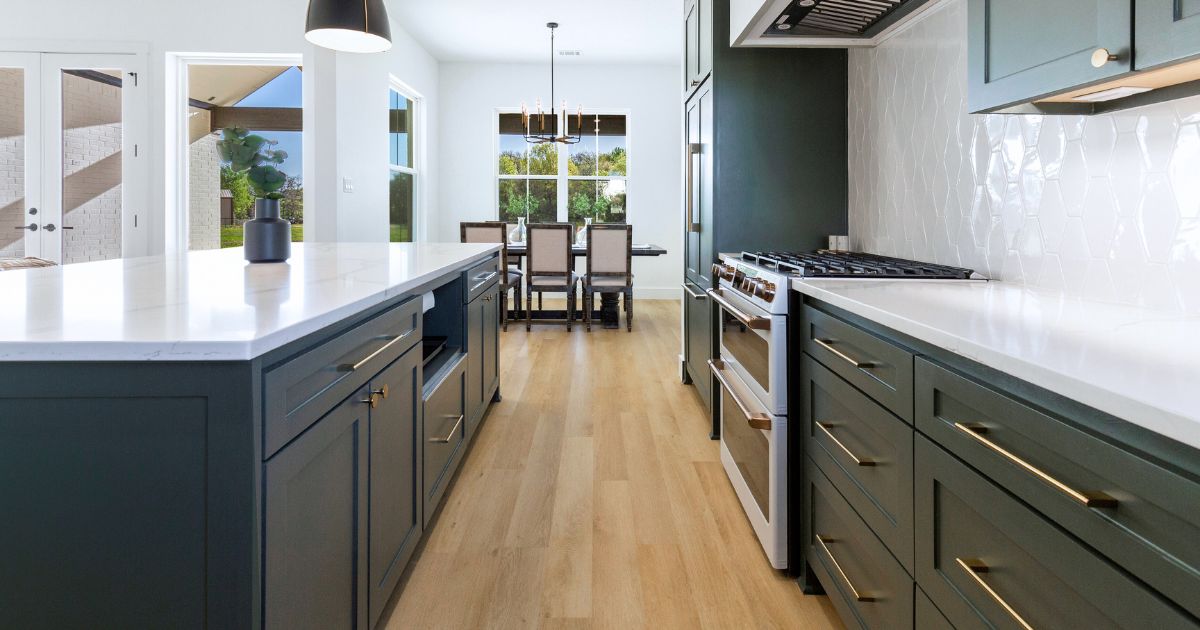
[{"x1": 731, "y1": 0, "x2": 939, "y2": 47}]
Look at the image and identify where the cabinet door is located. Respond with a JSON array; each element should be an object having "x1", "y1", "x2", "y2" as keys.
[
  {"x1": 482, "y1": 287, "x2": 499, "y2": 400},
  {"x1": 967, "y1": 0, "x2": 1131, "y2": 112},
  {"x1": 466, "y1": 293, "x2": 484, "y2": 429},
  {"x1": 684, "y1": 87, "x2": 713, "y2": 288},
  {"x1": 683, "y1": 287, "x2": 712, "y2": 413},
  {"x1": 684, "y1": 0, "x2": 700, "y2": 91},
  {"x1": 698, "y1": 0, "x2": 712, "y2": 81},
  {"x1": 1135, "y1": 0, "x2": 1200, "y2": 69},
  {"x1": 367, "y1": 348, "x2": 422, "y2": 628},
  {"x1": 265, "y1": 390, "x2": 370, "y2": 630}
]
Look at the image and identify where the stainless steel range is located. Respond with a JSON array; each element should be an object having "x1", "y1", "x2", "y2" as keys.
[{"x1": 709, "y1": 250, "x2": 982, "y2": 570}]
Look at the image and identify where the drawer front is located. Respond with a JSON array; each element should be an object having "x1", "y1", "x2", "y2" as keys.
[
  {"x1": 808, "y1": 458, "x2": 914, "y2": 630},
  {"x1": 264, "y1": 297, "x2": 422, "y2": 458},
  {"x1": 423, "y1": 356, "x2": 466, "y2": 522},
  {"x1": 803, "y1": 305, "x2": 914, "y2": 421},
  {"x1": 805, "y1": 355, "x2": 914, "y2": 573},
  {"x1": 915, "y1": 435, "x2": 1197, "y2": 630},
  {"x1": 916, "y1": 587, "x2": 954, "y2": 630},
  {"x1": 916, "y1": 358, "x2": 1200, "y2": 618},
  {"x1": 464, "y1": 255, "x2": 500, "y2": 302}
]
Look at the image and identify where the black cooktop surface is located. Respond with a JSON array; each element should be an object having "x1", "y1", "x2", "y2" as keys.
[{"x1": 741, "y1": 251, "x2": 979, "y2": 279}]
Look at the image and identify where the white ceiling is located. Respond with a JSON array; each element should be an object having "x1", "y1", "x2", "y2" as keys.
[{"x1": 385, "y1": 0, "x2": 681, "y2": 65}]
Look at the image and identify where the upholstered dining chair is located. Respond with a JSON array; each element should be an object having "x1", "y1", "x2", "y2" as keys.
[
  {"x1": 582, "y1": 223, "x2": 634, "y2": 332},
  {"x1": 460, "y1": 221, "x2": 522, "y2": 331},
  {"x1": 525, "y1": 223, "x2": 579, "y2": 331}
]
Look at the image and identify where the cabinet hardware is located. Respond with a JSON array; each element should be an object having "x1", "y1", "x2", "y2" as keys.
[
  {"x1": 361, "y1": 393, "x2": 380, "y2": 409},
  {"x1": 686, "y1": 142, "x2": 701, "y2": 233},
  {"x1": 474, "y1": 270, "x2": 499, "y2": 285},
  {"x1": 813, "y1": 338, "x2": 869, "y2": 368},
  {"x1": 816, "y1": 422, "x2": 875, "y2": 466},
  {"x1": 681, "y1": 283, "x2": 706, "y2": 299},
  {"x1": 706, "y1": 288, "x2": 771, "y2": 330},
  {"x1": 690, "y1": 79, "x2": 700, "y2": 87},
  {"x1": 953, "y1": 422, "x2": 1117, "y2": 508},
  {"x1": 337, "y1": 329, "x2": 414, "y2": 372},
  {"x1": 429, "y1": 414, "x2": 464, "y2": 443},
  {"x1": 817, "y1": 536, "x2": 875, "y2": 602},
  {"x1": 709, "y1": 359, "x2": 772, "y2": 430},
  {"x1": 955, "y1": 557, "x2": 1034, "y2": 630},
  {"x1": 1091, "y1": 48, "x2": 1118, "y2": 68},
  {"x1": 371, "y1": 384, "x2": 389, "y2": 400}
]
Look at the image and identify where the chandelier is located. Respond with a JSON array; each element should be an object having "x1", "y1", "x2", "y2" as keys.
[{"x1": 522, "y1": 23, "x2": 582, "y2": 145}]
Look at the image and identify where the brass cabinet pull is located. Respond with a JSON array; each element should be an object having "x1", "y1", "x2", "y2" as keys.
[
  {"x1": 955, "y1": 557, "x2": 1034, "y2": 630},
  {"x1": 816, "y1": 536, "x2": 874, "y2": 602},
  {"x1": 708, "y1": 359, "x2": 772, "y2": 431},
  {"x1": 687, "y1": 142, "x2": 701, "y2": 233},
  {"x1": 361, "y1": 394, "x2": 380, "y2": 409},
  {"x1": 1091, "y1": 48, "x2": 1119, "y2": 68},
  {"x1": 813, "y1": 338, "x2": 869, "y2": 368},
  {"x1": 816, "y1": 422, "x2": 875, "y2": 466},
  {"x1": 429, "y1": 414, "x2": 464, "y2": 443},
  {"x1": 953, "y1": 423, "x2": 1117, "y2": 508},
  {"x1": 681, "y1": 283, "x2": 706, "y2": 300},
  {"x1": 337, "y1": 329, "x2": 415, "y2": 372},
  {"x1": 372, "y1": 384, "x2": 389, "y2": 400},
  {"x1": 474, "y1": 270, "x2": 499, "y2": 286},
  {"x1": 706, "y1": 288, "x2": 771, "y2": 330}
]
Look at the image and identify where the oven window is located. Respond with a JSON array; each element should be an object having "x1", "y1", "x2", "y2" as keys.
[
  {"x1": 721, "y1": 385, "x2": 770, "y2": 517},
  {"x1": 720, "y1": 310, "x2": 770, "y2": 393}
]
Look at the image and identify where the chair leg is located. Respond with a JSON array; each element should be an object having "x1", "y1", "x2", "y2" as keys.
[
  {"x1": 567, "y1": 286, "x2": 574, "y2": 332},
  {"x1": 585, "y1": 289, "x2": 592, "y2": 332},
  {"x1": 526, "y1": 285, "x2": 532, "y2": 332},
  {"x1": 538, "y1": 291, "x2": 543, "y2": 311},
  {"x1": 500, "y1": 288, "x2": 508, "y2": 332},
  {"x1": 626, "y1": 289, "x2": 633, "y2": 332}
]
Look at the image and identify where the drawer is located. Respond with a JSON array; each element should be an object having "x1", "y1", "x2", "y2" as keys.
[
  {"x1": 464, "y1": 255, "x2": 500, "y2": 302},
  {"x1": 916, "y1": 587, "x2": 953, "y2": 630},
  {"x1": 805, "y1": 355, "x2": 914, "y2": 573},
  {"x1": 802, "y1": 305, "x2": 914, "y2": 421},
  {"x1": 916, "y1": 358, "x2": 1200, "y2": 619},
  {"x1": 264, "y1": 297, "x2": 422, "y2": 458},
  {"x1": 423, "y1": 354, "x2": 466, "y2": 523},
  {"x1": 808, "y1": 457, "x2": 913, "y2": 630},
  {"x1": 915, "y1": 435, "x2": 1197, "y2": 630}
]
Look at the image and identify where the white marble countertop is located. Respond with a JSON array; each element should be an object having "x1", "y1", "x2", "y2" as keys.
[
  {"x1": 792, "y1": 279, "x2": 1200, "y2": 450},
  {"x1": 0, "y1": 243, "x2": 499, "y2": 361}
]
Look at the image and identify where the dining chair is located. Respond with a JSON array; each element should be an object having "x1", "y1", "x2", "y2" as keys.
[
  {"x1": 525, "y1": 223, "x2": 579, "y2": 331},
  {"x1": 583, "y1": 223, "x2": 634, "y2": 332},
  {"x1": 460, "y1": 221, "x2": 522, "y2": 331}
]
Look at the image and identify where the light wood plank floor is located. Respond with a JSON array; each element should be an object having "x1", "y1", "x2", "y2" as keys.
[{"x1": 383, "y1": 299, "x2": 842, "y2": 630}]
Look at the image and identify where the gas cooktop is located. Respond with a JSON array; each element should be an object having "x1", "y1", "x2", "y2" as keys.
[{"x1": 740, "y1": 251, "x2": 982, "y2": 280}]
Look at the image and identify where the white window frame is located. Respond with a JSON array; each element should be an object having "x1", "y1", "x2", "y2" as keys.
[
  {"x1": 389, "y1": 76, "x2": 425, "y2": 242},
  {"x1": 494, "y1": 107, "x2": 631, "y2": 223}
]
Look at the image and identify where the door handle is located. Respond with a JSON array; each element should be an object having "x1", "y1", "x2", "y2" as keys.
[
  {"x1": 706, "y1": 288, "x2": 771, "y2": 330},
  {"x1": 708, "y1": 359, "x2": 772, "y2": 431},
  {"x1": 687, "y1": 142, "x2": 701, "y2": 233},
  {"x1": 42, "y1": 224, "x2": 73, "y2": 232},
  {"x1": 429, "y1": 414, "x2": 465, "y2": 443},
  {"x1": 14, "y1": 223, "x2": 37, "y2": 231},
  {"x1": 681, "y1": 283, "x2": 706, "y2": 299}
]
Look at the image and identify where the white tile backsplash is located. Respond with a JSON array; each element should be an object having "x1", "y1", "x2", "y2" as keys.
[{"x1": 848, "y1": 0, "x2": 1200, "y2": 312}]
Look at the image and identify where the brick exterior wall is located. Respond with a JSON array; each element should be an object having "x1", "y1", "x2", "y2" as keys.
[
  {"x1": 0, "y1": 68, "x2": 25, "y2": 258},
  {"x1": 189, "y1": 130, "x2": 221, "y2": 250},
  {"x1": 61, "y1": 73, "x2": 123, "y2": 264}
]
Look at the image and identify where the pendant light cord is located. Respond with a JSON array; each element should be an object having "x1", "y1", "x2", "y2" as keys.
[{"x1": 550, "y1": 25, "x2": 556, "y2": 134}]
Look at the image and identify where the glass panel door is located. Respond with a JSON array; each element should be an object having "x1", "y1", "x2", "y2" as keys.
[{"x1": 0, "y1": 53, "x2": 40, "y2": 260}]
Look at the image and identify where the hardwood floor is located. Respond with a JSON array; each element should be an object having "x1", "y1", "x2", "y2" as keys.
[{"x1": 382, "y1": 299, "x2": 842, "y2": 629}]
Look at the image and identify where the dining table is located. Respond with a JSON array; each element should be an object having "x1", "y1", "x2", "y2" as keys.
[{"x1": 505, "y1": 242, "x2": 668, "y2": 329}]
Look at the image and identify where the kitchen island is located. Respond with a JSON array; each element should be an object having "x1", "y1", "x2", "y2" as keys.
[{"x1": 0, "y1": 243, "x2": 503, "y2": 629}]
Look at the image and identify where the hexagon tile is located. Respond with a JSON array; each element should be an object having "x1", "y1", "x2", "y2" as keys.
[{"x1": 847, "y1": 0, "x2": 1200, "y2": 313}]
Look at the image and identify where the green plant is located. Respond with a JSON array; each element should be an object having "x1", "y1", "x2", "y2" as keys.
[{"x1": 216, "y1": 127, "x2": 288, "y2": 200}]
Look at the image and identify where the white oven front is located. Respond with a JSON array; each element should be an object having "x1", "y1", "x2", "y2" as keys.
[{"x1": 707, "y1": 286, "x2": 787, "y2": 416}]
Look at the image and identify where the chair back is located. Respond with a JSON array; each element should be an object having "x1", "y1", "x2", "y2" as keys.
[
  {"x1": 527, "y1": 223, "x2": 573, "y2": 278},
  {"x1": 586, "y1": 223, "x2": 632, "y2": 286},
  {"x1": 460, "y1": 221, "x2": 509, "y2": 271}
]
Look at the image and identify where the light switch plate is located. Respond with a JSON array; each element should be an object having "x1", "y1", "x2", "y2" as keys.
[{"x1": 342, "y1": 177, "x2": 354, "y2": 193}]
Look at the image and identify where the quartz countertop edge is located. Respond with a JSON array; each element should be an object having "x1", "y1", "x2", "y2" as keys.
[
  {"x1": 791, "y1": 278, "x2": 1200, "y2": 451},
  {"x1": 0, "y1": 243, "x2": 501, "y2": 362}
]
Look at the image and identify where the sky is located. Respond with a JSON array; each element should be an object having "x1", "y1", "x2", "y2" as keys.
[{"x1": 235, "y1": 67, "x2": 303, "y2": 178}]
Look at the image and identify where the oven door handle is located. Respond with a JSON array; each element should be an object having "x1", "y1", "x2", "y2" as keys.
[
  {"x1": 709, "y1": 359, "x2": 772, "y2": 431},
  {"x1": 706, "y1": 288, "x2": 771, "y2": 330}
]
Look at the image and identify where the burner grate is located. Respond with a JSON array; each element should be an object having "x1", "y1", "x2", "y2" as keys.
[{"x1": 741, "y1": 251, "x2": 977, "y2": 279}]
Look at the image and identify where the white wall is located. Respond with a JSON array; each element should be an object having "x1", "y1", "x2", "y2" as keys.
[
  {"x1": 437, "y1": 62, "x2": 682, "y2": 298},
  {"x1": 849, "y1": 0, "x2": 1200, "y2": 312},
  {"x1": 0, "y1": 0, "x2": 439, "y2": 253}
]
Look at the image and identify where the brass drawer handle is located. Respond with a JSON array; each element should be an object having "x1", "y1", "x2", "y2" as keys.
[
  {"x1": 706, "y1": 288, "x2": 771, "y2": 330},
  {"x1": 429, "y1": 414, "x2": 464, "y2": 443},
  {"x1": 813, "y1": 338, "x2": 869, "y2": 368},
  {"x1": 816, "y1": 422, "x2": 875, "y2": 466},
  {"x1": 681, "y1": 283, "x2": 706, "y2": 300},
  {"x1": 708, "y1": 359, "x2": 772, "y2": 431},
  {"x1": 953, "y1": 423, "x2": 1117, "y2": 508},
  {"x1": 955, "y1": 557, "x2": 1034, "y2": 630},
  {"x1": 1091, "y1": 48, "x2": 1118, "y2": 68},
  {"x1": 337, "y1": 329, "x2": 415, "y2": 372},
  {"x1": 816, "y1": 536, "x2": 874, "y2": 602}
]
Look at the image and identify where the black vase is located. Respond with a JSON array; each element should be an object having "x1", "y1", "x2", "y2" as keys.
[{"x1": 244, "y1": 199, "x2": 291, "y2": 263}]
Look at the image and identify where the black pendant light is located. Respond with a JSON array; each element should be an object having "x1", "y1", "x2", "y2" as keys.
[{"x1": 305, "y1": 0, "x2": 393, "y2": 53}]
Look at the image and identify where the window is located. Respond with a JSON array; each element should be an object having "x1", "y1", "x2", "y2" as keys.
[
  {"x1": 389, "y1": 86, "x2": 418, "y2": 242},
  {"x1": 496, "y1": 112, "x2": 628, "y2": 228}
]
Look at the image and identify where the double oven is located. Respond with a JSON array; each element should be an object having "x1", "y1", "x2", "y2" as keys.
[{"x1": 706, "y1": 258, "x2": 790, "y2": 569}]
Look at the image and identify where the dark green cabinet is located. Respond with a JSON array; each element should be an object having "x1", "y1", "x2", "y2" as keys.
[
  {"x1": 684, "y1": 84, "x2": 713, "y2": 290},
  {"x1": 968, "y1": 0, "x2": 1132, "y2": 112},
  {"x1": 1135, "y1": 0, "x2": 1200, "y2": 69},
  {"x1": 683, "y1": 285, "x2": 713, "y2": 413},
  {"x1": 264, "y1": 389, "x2": 370, "y2": 630},
  {"x1": 683, "y1": 0, "x2": 712, "y2": 94},
  {"x1": 367, "y1": 349, "x2": 422, "y2": 629},
  {"x1": 465, "y1": 281, "x2": 499, "y2": 440}
]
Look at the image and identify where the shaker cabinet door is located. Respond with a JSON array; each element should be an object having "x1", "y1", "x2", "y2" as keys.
[
  {"x1": 1135, "y1": 0, "x2": 1200, "y2": 69},
  {"x1": 684, "y1": 86, "x2": 713, "y2": 288},
  {"x1": 684, "y1": 0, "x2": 700, "y2": 91},
  {"x1": 264, "y1": 391, "x2": 370, "y2": 630},
  {"x1": 967, "y1": 0, "x2": 1131, "y2": 112}
]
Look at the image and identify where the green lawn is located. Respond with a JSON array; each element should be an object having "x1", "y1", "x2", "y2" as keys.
[
  {"x1": 221, "y1": 224, "x2": 410, "y2": 248},
  {"x1": 390, "y1": 224, "x2": 411, "y2": 243}
]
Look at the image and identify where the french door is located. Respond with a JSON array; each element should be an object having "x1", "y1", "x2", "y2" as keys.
[{"x1": 0, "y1": 52, "x2": 147, "y2": 264}]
